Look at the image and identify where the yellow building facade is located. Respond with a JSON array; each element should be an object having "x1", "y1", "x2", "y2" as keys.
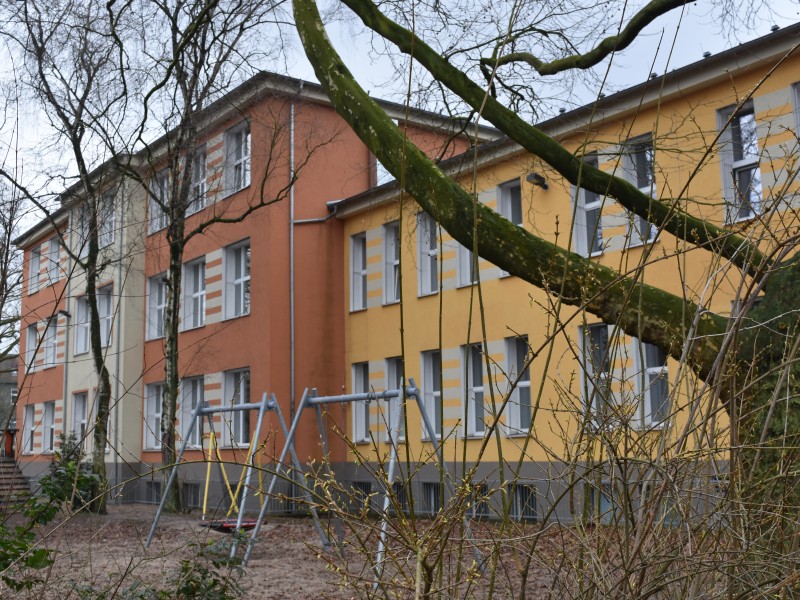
[{"x1": 330, "y1": 25, "x2": 800, "y2": 521}]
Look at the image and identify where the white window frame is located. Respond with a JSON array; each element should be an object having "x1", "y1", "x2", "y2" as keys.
[
  {"x1": 76, "y1": 205, "x2": 89, "y2": 259},
  {"x1": 385, "y1": 356, "x2": 405, "y2": 442},
  {"x1": 25, "y1": 324, "x2": 37, "y2": 370},
  {"x1": 352, "y1": 362, "x2": 370, "y2": 443},
  {"x1": 499, "y1": 179, "x2": 523, "y2": 226},
  {"x1": 46, "y1": 238, "x2": 60, "y2": 285},
  {"x1": 573, "y1": 153, "x2": 604, "y2": 258},
  {"x1": 457, "y1": 243, "x2": 478, "y2": 287},
  {"x1": 581, "y1": 323, "x2": 611, "y2": 418},
  {"x1": 223, "y1": 369, "x2": 251, "y2": 447},
  {"x1": 22, "y1": 405, "x2": 34, "y2": 454},
  {"x1": 74, "y1": 296, "x2": 89, "y2": 355},
  {"x1": 623, "y1": 136, "x2": 656, "y2": 247},
  {"x1": 421, "y1": 349, "x2": 442, "y2": 440},
  {"x1": 43, "y1": 320, "x2": 56, "y2": 368},
  {"x1": 718, "y1": 101, "x2": 762, "y2": 224},
  {"x1": 43, "y1": 401, "x2": 55, "y2": 453},
  {"x1": 226, "y1": 122, "x2": 251, "y2": 193},
  {"x1": 417, "y1": 212, "x2": 439, "y2": 296},
  {"x1": 98, "y1": 192, "x2": 116, "y2": 248},
  {"x1": 188, "y1": 149, "x2": 207, "y2": 215},
  {"x1": 148, "y1": 171, "x2": 169, "y2": 234},
  {"x1": 383, "y1": 221, "x2": 400, "y2": 304},
  {"x1": 633, "y1": 338, "x2": 669, "y2": 428},
  {"x1": 183, "y1": 259, "x2": 206, "y2": 330},
  {"x1": 28, "y1": 247, "x2": 40, "y2": 294},
  {"x1": 224, "y1": 240, "x2": 250, "y2": 319},
  {"x1": 73, "y1": 392, "x2": 88, "y2": 451},
  {"x1": 147, "y1": 275, "x2": 168, "y2": 340},
  {"x1": 505, "y1": 336, "x2": 531, "y2": 435},
  {"x1": 180, "y1": 377, "x2": 204, "y2": 447},
  {"x1": 464, "y1": 344, "x2": 486, "y2": 437},
  {"x1": 98, "y1": 285, "x2": 113, "y2": 348},
  {"x1": 351, "y1": 233, "x2": 367, "y2": 311},
  {"x1": 145, "y1": 383, "x2": 164, "y2": 450}
]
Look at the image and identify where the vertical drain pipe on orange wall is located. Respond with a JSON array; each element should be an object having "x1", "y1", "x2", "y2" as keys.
[{"x1": 289, "y1": 82, "x2": 301, "y2": 421}]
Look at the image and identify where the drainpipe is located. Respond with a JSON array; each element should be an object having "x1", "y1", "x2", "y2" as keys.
[
  {"x1": 290, "y1": 82, "x2": 302, "y2": 420},
  {"x1": 112, "y1": 181, "x2": 125, "y2": 501}
]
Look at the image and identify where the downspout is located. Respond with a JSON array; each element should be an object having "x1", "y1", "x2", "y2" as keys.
[
  {"x1": 290, "y1": 82, "x2": 302, "y2": 420},
  {"x1": 112, "y1": 181, "x2": 125, "y2": 501}
]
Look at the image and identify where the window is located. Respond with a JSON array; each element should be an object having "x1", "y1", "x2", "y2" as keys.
[
  {"x1": 421, "y1": 350, "x2": 442, "y2": 439},
  {"x1": 74, "y1": 297, "x2": 89, "y2": 355},
  {"x1": 43, "y1": 320, "x2": 56, "y2": 368},
  {"x1": 98, "y1": 285, "x2": 113, "y2": 348},
  {"x1": 183, "y1": 259, "x2": 206, "y2": 330},
  {"x1": 352, "y1": 362, "x2": 370, "y2": 443},
  {"x1": 180, "y1": 377, "x2": 204, "y2": 447},
  {"x1": 623, "y1": 137, "x2": 656, "y2": 246},
  {"x1": 422, "y1": 482, "x2": 441, "y2": 515},
  {"x1": 23, "y1": 405, "x2": 34, "y2": 454},
  {"x1": 145, "y1": 481, "x2": 162, "y2": 503},
  {"x1": 227, "y1": 122, "x2": 251, "y2": 192},
  {"x1": 224, "y1": 369, "x2": 250, "y2": 446},
  {"x1": 43, "y1": 401, "x2": 55, "y2": 452},
  {"x1": 46, "y1": 239, "x2": 60, "y2": 285},
  {"x1": 457, "y1": 243, "x2": 478, "y2": 286},
  {"x1": 98, "y1": 192, "x2": 116, "y2": 248},
  {"x1": 225, "y1": 241, "x2": 250, "y2": 318},
  {"x1": 573, "y1": 154, "x2": 604, "y2": 257},
  {"x1": 28, "y1": 247, "x2": 40, "y2": 294},
  {"x1": 635, "y1": 339, "x2": 669, "y2": 426},
  {"x1": 146, "y1": 275, "x2": 167, "y2": 340},
  {"x1": 505, "y1": 336, "x2": 531, "y2": 434},
  {"x1": 391, "y1": 481, "x2": 408, "y2": 514},
  {"x1": 188, "y1": 150, "x2": 207, "y2": 215},
  {"x1": 509, "y1": 483, "x2": 537, "y2": 521},
  {"x1": 469, "y1": 484, "x2": 490, "y2": 519},
  {"x1": 385, "y1": 356, "x2": 405, "y2": 442},
  {"x1": 464, "y1": 344, "x2": 485, "y2": 437},
  {"x1": 351, "y1": 233, "x2": 367, "y2": 311},
  {"x1": 499, "y1": 179, "x2": 523, "y2": 226},
  {"x1": 383, "y1": 222, "x2": 400, "y2": 304},
  {"x1": 719, "y1": 102, "x2": 762, "y2": 223},
  {"x1": 25, "y1": 324, "x2": 37, "y2": 369},
  {"x1": 582, "y1": 324, "x2": 611, "y2": 417},
  {"x1": 144, "y1": 383, "x2": 163, "y2": 450},
  {"x1": 73, "y1": 392, "x2": 88, "y2": 451},
  {"x1": 148, "y1": 171, "x2": 169, "y2": 233},
  {"x1": 417, "y1": 212, "x2": 439, "y2": 296}
]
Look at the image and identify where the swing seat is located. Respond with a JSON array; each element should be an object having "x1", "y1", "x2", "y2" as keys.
[{"x1": 200, "y1": 518, "x2": 262, "y2": 533}]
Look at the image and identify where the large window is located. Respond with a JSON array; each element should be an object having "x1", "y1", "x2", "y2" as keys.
[
  {"x1": 46, "y1": 238, "x2": 60, "y2": 285},
  {"x1": 573, "y1": 153, "x2": 604, "y2": 257},
  {"x1": 98, "y1": 192, "x2": 116, "y2": 248},
  {"x1": 719, "y1": 102, "x2": 762, "y2": 223},
  {"x1": 145, "y1": 383, "x2": 163, "y2": 450},
  {"x1": 74, "y1": 296, "x2": 89, "y2": 355},
  {"x1": 383, "y1": 222, "x2": 400, "y2": 304},
  {"x1": 582, "y1": 324, "x2": 611, "y2": 418},
  {"x1": 225, "y1": 241, "x2": 250, "y2": 318},
  {"x1": 180, "y1": 377, "x2": 204, "y2": 447},
  {"x1": 183, "y1": 259, "x2": 206, "y2": 330},
  {"x1": 505, "y1": 336, "x2": 531, "y2": 434},
  {"x1": 28, "y1": 247, "x2": 40, "y2": 294},
  {"x1": 352, "y1": 362, "x2": 370, "y2": 443},
  {"x1": 623, "y1": 136, "x2": 656, "y2": 246},
  {"x1": 385, "y1": 356, "x2": 405, "y2": 442},
  {"x1": 351, "y1": 233, "x2": 367, "y2": 311},
  {"x1": 417, "y1": 212, "x2": 439, "y2": 296},
  {"x1": 635, "y1": 339, "x2": 669, "y2": 427},
  {"x1": 499, "y1": 179, "x2": 522, "y2": 226},
  {"x1": 23, "y1": 405, "x2": 34, "y2": 454},
  {"x1": 226, "y1": 122, "x2": 251, "y2": 192},
  {"x1": 223, "y1": 369, "x2": 250, "y2": 446},
  {"x1": 147, "y1": 275, "x2": 167, "y2": 340},
  {"x1": 43, "y1": 320, "x2": 56, "y2": 368},
  {"x1": 188, "y1": 150, "x2": 207, "y2": 215},
  {"x1": 98, "y1": 285, "x2": 113, "y2": 348},
  {"x1": 464, "y1": 344, "x2": 485, "y2": 437},
  {"x1": 508, "y1": 483, "x2": 537, "y2": 521},
  {"x1": 148, "y1": 171, "x2": 169, "y2": 234},
  {"x1": 43, "y1": 401, "x2": 55, "y2": 453},
  {"x1": 457, "y1": 243, "x2": 478, "y2": 287},
  {"x1": 73, "y1": 392, "x2": 88, "y2": 451},
  {"x1": 421, "y1": 350, "x2": 442, "y2": 439},
  {"x1": 25, "y1": 324, "x2": 38, "y2": 369}
]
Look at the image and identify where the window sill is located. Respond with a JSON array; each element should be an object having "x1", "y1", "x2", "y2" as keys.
[
  {"x1": 220, "y1": 183, "x2": 251, "y2": 201},
  {"x1": 417, "y1": 291, "x2": 439, "y2": 298},
  {"x1": 222, "y1": 311, "x2": 250, "y2": 322},
  {"x1": 505, "y1": 430, "x2": 529, "y2": 438},
  {"x1": 462, "y1": 433, "x2": 486, "y2": 440},
  {"x1": 349, "y1": 306, "x2": 367, "y2": 314},
  {"x1": 145, "y1": 335, "x2": 165, "y2": 342},
  {"x1": 180, "y1": 323, "x2": 206, "y2": 333},
  {"x1": 456, "y1": 281, "x2": 478, "y2": 289},
  {"x1": 382, "y1": 299, "x2": 400, "y2": 307}
]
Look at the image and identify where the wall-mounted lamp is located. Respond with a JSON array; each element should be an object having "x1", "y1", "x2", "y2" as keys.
[
  {"x1": 526, "y1": 172, "x2": 548, "y2": 190},
  {"x1": 57, "y1": 309, "x2": 71, "y2": 319}
]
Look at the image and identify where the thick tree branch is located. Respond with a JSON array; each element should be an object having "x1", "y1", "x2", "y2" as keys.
[
  {"x1": 336, "y1": 0, "x2": 768, "y2": 273},
  {"x1": 293, "y1": 0, "x2": 726, "y2": 376}
]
